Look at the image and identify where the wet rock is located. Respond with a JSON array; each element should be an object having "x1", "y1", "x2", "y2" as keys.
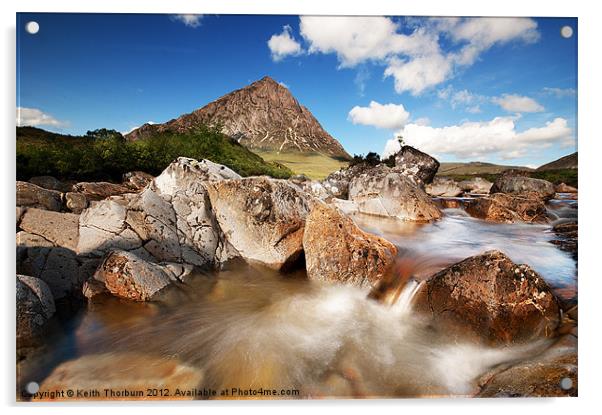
[
  {"x1": 465, "y1": 193, "x2": 548, "y2": 223},
  {"x1": 490, "y1": 175, "x2": 555, "y2": 200},
  {"x1": 322, "y1": 163, "x2": 373, "y2": 199},
  {"x1": 37, "y1": 353, "x2": 204, "y2": 401},
  {"x1": 65, "y1": 192, "x2": 88, "y2": 213},
  {"x1": 29, "y1": 176, "x2": 71, "y2": 192},
  {"x1": 19, "y1": 208, "x2": 79, "y2": 251},
  {"x1": 458, "y1": 177, "x2": 493, "y2": 194},
  {"x1": 204, "y1": 177, "x2": 311, "y2": 270},
  {"x1": 16, "y1": 181, "x2": 63, "y2": 211},
  {"x1": 551, "y1": 221, "x2": 578, "y2": 259},
  {"x1": 478, "y1": 334, "x2": 577, "y2": 397},
  {"x1": 85, "y1": 250, "x2": 178, "y2": 302},
  {"x1": 72, "y1": 181, "x2": 131, "y2": 201},
  {"x1": 17, "y1": 275, "x2": 56, "y2": 348},
  {"x1": 555, "y1": 182, "x2": 578, "y2": 193},
  {"x1": 122, "y1": 171, "x2": 154, "y2": 191},
  {"x1": 303, "y1": 203, "x2": 397, "y2": 288},
  {"x1": 348, "y1": 165, "x2": 442, "y2": 222},
  {"x1": 425, "y1": 177, "x2": 463, "y2": 197},
  {"x1": 413, "y1": 250, "x2": 561, "y2": 345},
  {"x1": 393, "y1": 145, "x2": 440, "y2": 187}
]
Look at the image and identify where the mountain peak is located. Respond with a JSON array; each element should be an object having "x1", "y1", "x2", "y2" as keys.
[{"x1": 126, "y1": 78, "x2": 350, "y2": 159}]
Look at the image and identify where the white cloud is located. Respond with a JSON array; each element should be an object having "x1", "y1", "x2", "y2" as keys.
[
  {"x1": 437, "y1": 86, "x2": 487, "y2": 112},
  {"x1": 17, "y1": 107, "x2": 67, "y2": 128},
  {"x1": 382, "y1": 116, "x2": 573, "y2": 160},
  {"x1": 492, "y1": 94, "x2": 544, "y2": 113},
  {"x1": 171, "y1": 14, "x2": 203, "y2": 28},
  {"x1": 348, "y1": 101, "x2": 410, "y2": 129},
  {"x1": 268, "y1": 25, "x2": 303, "y2": 62},
  {"x1": 542, "y1": 87, "x2": 577, "y2": 98},
  {"x1": 283, "y1": 16, "x2": 541, "y2": 95},
  {"x1": 466, "y1": 105, "x2": 482, "y2": 114}
]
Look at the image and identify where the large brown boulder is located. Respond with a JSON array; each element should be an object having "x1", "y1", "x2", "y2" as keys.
[
  {"x1": 16, "y1": 181, "x2": 63, "y2": 211},
  {"x1": 72, "y1": 182, "x2": 131, "y2": 201},
  {"x1": 555, "y1": 182, "x2": 577, "y2": 193},
  {"x1": 412, "y1": 250, "x2": 561, "y2": 345},
  {"x1": 122, "y1": 171, "x2": 154, "y2": 191},
  {"x1": 65, "y1": 192, "x2": 88, "y2": 213},
  {"x1": 478, "y1": 334, "x2": 577, "y2": 397},
  {"x1": 84, "y1": 250, "x2": 183, "y2": 302},
  {"x1": 303, "y1": 203, "x2": 397, "y2": 288},
  {"x1": 490, "y1": 175, "x2": 555, "y2": 200},
  {"x1": 393, "y1": 145, "x2": 440, "y2": 187},
  {"x1": 204, "y1": 177, "x2": 311, "y2": 270},
  {"x1": 16, "y1": 275, "x2": 56, "y2": 348},
  {"x1": 348, "y1": 165, "x2": 442, "y2": 222},
  {"x1": 36, "y1": 353, "x2": 204, "y2": 401},
  {"x1": 465, "y1": 193, "x2": 548, "y2": 223}
]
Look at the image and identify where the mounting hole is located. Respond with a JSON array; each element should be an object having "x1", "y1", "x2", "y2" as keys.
[
  {"x1": 25, "y1": 21, "x2": 40, "y2": 35},
  {"x1": 560, "y1": 26, "x2": 573, "y2": 39},
  {"x1": 560, "y1": 377, "x2": 573, "y2": 390},
  {"x1": 25, "y1": 381, "x2": 39, "y2": 394}
]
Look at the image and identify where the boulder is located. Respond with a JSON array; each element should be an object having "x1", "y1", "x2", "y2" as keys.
[
  {"x1": 458, "y1": 177, "x2": 493, "y2": 194},
  {"x1": 204, "y1": 177, "x2": 311, "y2": 270},
  {"x1": 16, "y1": 181, "x2": 63, "y2": 211},
  {"x1": 490, "y1": 175, "x2": 555, "y2": 200},
  {"x1": 122, "y1": 171, "x2": 154, "y2": 191},
  {"x1": 555, "y1": 182, "x2": 577, "y2": 193},
  {"x1": 29, "y1": 176, "x2": 71, "y2": 192},
  {"x1": 478, "y1": 334, "x2": 577, "y2": 397},
  {"x1": 37, "y1": 353, "x2": 204, "y2": 401},
  {"x1": 303, "y1": 203, "x2": 397, "y2": 288},
  {"x1": 393, "y1": 146, "x2": 440, "y2": 187},
  {"x1": 348, "y1": 165, "x2": 442, "y2": 222},
  {"x1": 425, "y1": 177, "x2": 463, "y2": 197},
  {"x1": 84, "y1": 250, "x2": 178, "y2": 302},
  {"x1": 465, "y1": 193, "x2": 548, "y2": 223},
  {"x1": 16, "y1": 275, "x2": 56, "y2": 348},
  {"x1": 19, "y1": 208, "x2": 79, "y2": 251},
  {"x1": 65, "y1": 192, "x2": 88, "y2": 213},
  {"x1": 550, "y1": 221, "x2": 578, "y2": 260},
  {"x1": 322, "y1": 163, "x2": 373, "y2": 199},
  {"x1": 72, "y1": 182, "x2": 131, "y2": 201},
  {"x1": 77, "y1": 158, "x2": 235, "y2": 268},
  {"x1": 412, "y1": 250, "x2": 561, "y2": 345},
  {"x1": 294, "y1": 180, "x2": 332, "y2": 200}
]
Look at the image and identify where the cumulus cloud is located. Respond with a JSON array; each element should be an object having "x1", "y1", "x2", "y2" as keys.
[
  {"x1": 268, "y1": 25, "x2": 303, "y2": 62},
  {"x1": 348, "y1": 101, "x2": 410, "y2": 129},
  {"x1": 381, "y1": 116, "x2": 573, "y2": 160},
  {"x1": 277, "y1": 16, "x2": 541, "y2": 95},
  {"x1": 171, "y1": 14, "x2": 203, "y2": 28},
  {"x1": 542, "y1": 87, "x2": 577, "y2": 98},
  {"x1": 492, "y1": 94, "x2": 544, "y2": 113},
  {"x1": 17, "y1": 107, "x2": 67, "y2": 128}
]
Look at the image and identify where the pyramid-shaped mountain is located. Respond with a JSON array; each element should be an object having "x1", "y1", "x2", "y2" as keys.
[{"x1": 126, "y1": 76, "x2": 351, "y2": 160}]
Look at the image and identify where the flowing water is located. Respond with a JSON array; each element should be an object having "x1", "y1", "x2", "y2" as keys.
[{"x1": 18, "y1": 197, "x2": 577, "y2": 399}]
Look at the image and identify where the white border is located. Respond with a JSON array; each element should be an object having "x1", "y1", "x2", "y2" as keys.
[{"x1": 2, "y1": 1, "x2": 600, "y2": 414}]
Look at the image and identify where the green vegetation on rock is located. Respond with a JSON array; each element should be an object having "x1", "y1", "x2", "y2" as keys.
[{"x1": 17, "y1": 126, "x2": 292, "y2": 181}]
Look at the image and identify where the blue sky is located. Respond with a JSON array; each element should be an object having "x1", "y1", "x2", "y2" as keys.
[{"x1": 16, "y1": 14, "x2": 577, "y2": 167}]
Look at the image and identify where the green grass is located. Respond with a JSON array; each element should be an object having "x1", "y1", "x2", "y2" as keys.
[
  {"x1": 438, "y1": 161, "x2": 532, "y2": 176},
  {"x1": 254, "y1": 151, "x2": 349, "y2": 180},
  {"x1": 17, "y1": 126, "x2": 293, "y2": 182},
  {"x1": 444, "y1": 169, "x2": 578, "y2": 188}
]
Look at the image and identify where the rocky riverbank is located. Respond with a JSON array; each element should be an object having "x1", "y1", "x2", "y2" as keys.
[{"x1": 16, "y1": 146, "x2": 577, "y2": 399}]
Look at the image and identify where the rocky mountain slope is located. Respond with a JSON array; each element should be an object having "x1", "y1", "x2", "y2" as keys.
[
  {"x1": 126, "y1": 76, "x2": 351, "y2": 160},
  {"x1": 536, "y1": 152, "x2": 578, "y2": 171}
]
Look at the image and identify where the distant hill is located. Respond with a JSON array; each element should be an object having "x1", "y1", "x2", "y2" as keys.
[
  {"x1": 126, "y1": 76, "x2": 351, "y2": 160},
  {"x1": 437, "y1": 161, "x2": 532, "y2": 176},
  {"x1": 16, "y1": 126, "x2": 292, "y2": 181},
  {"x1": 536, "y1": 152, "x2": 577, "y2": 171}
]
